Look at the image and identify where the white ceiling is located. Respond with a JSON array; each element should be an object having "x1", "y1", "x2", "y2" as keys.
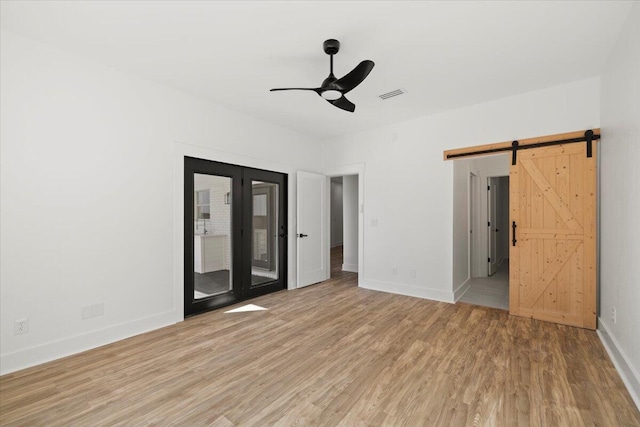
[{"x1": 0, "y1": 1, "x2": 632, "y2": 139}]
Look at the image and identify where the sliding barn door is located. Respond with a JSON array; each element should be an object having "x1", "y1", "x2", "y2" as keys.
[{"x1": 510, "y1": 143, "x2": 596, "y2": 329}]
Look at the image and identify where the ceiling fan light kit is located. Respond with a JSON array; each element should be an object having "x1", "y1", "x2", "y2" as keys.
[
  {"x1": 321, "y1": 90, "x2": 342, "y2": 100},
  {"x1": 270, "y1": 39, "x2": 375, "y2": 112}
]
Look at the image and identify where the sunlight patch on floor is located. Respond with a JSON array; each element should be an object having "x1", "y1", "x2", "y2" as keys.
[{"x1": 224, "y1": 304, "x2": 268, "y2": 313}]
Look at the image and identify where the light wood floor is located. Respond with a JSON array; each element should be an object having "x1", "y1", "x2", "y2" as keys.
[{"x1": 1, "y1": 248, "x2": 639, "y2": 426}]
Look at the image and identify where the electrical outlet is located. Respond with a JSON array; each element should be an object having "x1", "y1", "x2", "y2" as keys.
[
  {"x1": 82, "y1": 303, "x2": 104, "y2": 319},
  {"x1": 410, "y1": 269, "x2": 417, "y2": 279},
  {"x1": 612, "y1": 307, "x2": 617, "y2": 324},
  {"x1": 92, "y1": 303, "x2": 104, "y2": 317},
  {"x1": 81, "y1": 305, "x2": 93, "y2": 320},
  {"x1": 14, "y1": 318, "x2": 29, "y2": 335}
]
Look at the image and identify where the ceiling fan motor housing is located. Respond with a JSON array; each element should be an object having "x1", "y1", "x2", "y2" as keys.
[{"x1": 323, "y1": 39, "x2": 340, "y2": 55}]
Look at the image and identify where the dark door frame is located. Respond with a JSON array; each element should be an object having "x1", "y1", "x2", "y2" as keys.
[{"x1": 184, "y1": 156, "x2": 287, "y2": 317}]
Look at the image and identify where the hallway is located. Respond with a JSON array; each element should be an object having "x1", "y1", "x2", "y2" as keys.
[{"x1": 458, "y1": 262, "x2": 509, "y2": 310}]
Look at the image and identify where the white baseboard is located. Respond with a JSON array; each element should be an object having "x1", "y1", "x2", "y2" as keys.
[
  {"x1": 0, "y1": 310, "x2": 178, "y2": 375},
  {"x1": 597, "y1": 317, "x2": 640, "y2": 411},
  {"x1": 360, "y1": 279, "x2": 455, "y2": 303},
  {"x1": 342, "y1": 263, "x2": 358, "y2": 273},
  {"x1": 453, "y1": 278, "x2": 471, "y2": 302}
]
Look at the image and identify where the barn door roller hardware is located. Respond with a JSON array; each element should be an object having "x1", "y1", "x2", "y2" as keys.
[{"x1": 444, "y1": 130, "x2": 600, "y2": 164}]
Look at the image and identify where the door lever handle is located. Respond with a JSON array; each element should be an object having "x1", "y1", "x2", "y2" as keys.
[
  {"x1": 297, "y1": 233, "x2": 308, "y2": 238},
  {"x1": 279, "y1": 233, "x2": 287, "y2": 238}
]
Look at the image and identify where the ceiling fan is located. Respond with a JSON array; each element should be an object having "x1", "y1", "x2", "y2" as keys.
[{"x1": 270, "y1": 39, "x2": 375, "y2": 112}]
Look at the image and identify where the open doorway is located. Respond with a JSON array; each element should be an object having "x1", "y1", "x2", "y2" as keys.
[
  {"x1": 488, "y1": 176, "x2": 510, "y2": 276},
  {"x1": 452, "y1": 153, "x2": 510, "y2": 310},
  {"x1": 329, "y1": 175, "x2": 358, "y2": 279},
  {"x1": 460, "y1": 174, "x2": 510, "y2": 310}
]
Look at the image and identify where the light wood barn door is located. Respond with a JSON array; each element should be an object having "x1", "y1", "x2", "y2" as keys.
[{"x1": 509, "y1": 143, "x2": 597, "y2": 329}]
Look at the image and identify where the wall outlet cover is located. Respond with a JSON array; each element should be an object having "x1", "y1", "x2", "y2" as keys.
[
  {"x1": 14, "y1": 318, "x2": 29, "y2": 335},
  {"x1": 92, "y1": 303, "x2": 104, "y2": 317},
  {"x1": 81, "y1": 306, "x2": 93, "y2": 320}
]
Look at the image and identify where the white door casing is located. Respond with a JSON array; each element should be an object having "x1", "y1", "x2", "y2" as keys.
[{"x1": 296, "y1": 171, "x2": 329, "y2": 288}]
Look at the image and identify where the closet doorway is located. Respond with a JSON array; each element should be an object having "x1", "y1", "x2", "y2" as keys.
[
  {"x1": 184, "y1": 157, "x2": 287, "y2": 317},
  {"x1": 447, "y1": 129, "x2": 599, "y2": 329}
]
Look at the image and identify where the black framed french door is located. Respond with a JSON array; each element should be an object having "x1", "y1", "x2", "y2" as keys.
[{"x1": 184, "y1": 157, "x2": 287, "y2": 317}]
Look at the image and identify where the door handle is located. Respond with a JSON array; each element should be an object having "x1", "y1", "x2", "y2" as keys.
[
  {"x1": 279, "y1": 233, "x2": 287, "y2": 238},
  {"x1": 297, "y1": 233, "x2": 308, "y2": 238},
  {"x1": 512, "y1": 221, "x2": 517, "y2": 246}
]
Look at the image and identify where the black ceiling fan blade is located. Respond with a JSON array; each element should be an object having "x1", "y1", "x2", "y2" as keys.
[
  {"x1": 328, "y1": 96, "x2": 355, "y2": 113},
  {"x1": 335, "y1": 60, "x2": 375, "y2": 94},
  {"x1": 270, "y1": 88, "x2": 320, "y2": 93}
]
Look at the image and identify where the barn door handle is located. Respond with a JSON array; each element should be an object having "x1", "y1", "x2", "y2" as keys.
[{"x1": 512, "y1": 221, "x2": 517, "y2": 246}]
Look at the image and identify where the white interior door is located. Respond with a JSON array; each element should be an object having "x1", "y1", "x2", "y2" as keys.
[
  {"x1": 297, "y1": 170, "x2": 328, "y2": 288},
  {"x1": 488, "y1": 177, "x2": 498, "y2": 275}
]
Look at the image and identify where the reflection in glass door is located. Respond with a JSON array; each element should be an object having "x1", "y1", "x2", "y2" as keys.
[
  {"x1": 251, "y1": 181, "x2": 279, "y2": 287},
  {"x1": 185, "y1": 157, "x2": 287, "y2": 317},
  {"x1": 193, "y1": 174, "x2": 232, "y2": 300}
]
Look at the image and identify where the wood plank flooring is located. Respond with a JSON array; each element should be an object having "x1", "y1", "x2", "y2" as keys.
[{"x1": 1, "y1": 247, "x2": 638, "y2": 426}]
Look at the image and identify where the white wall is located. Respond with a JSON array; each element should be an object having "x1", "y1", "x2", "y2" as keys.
[
  {"x1": 330, "y1": 178, "x2": 343, "y2": 248},
  {"x1": 452, "y1": 158, "x2": 473, "y2": 295},
  {"x1": 0, "y1": 30, "x2": 321, "y2": 374},
  {"x1": 322, "y1": 78, "x2": 599, "y2": 302},
  {"x1": 342, "y1": 175, "x2": 358, "y2": 272},
  {"x1": 599, "y1": 3, "x2": 640, "y2": 407}
]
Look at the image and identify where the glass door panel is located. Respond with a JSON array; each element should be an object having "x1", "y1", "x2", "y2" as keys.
[
  {"x1": 193, "y1": 174, "x2": 232, "y2": 300},
  {"x1": 185, "y1": 157, "x2": 287, "y2": 317},
  {"x1": 251, "y1": 181, "x2": 279, "y2": 286}
]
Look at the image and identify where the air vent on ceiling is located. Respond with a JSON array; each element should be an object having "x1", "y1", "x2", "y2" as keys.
[{"x1": 379, "y1": 88, "x2": 406, "y2": 100}]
